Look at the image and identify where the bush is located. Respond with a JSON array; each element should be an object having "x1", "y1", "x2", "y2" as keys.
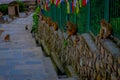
[
  {"x1": 0, "y1": 4, "x2": 8, "y2": 15},
  {"x1": 32, "y1": 7, "x2": 40, "y2": 33}
]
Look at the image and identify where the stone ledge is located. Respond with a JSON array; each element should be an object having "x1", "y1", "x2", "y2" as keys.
[
  {"x1": 81, "y1": 33, "x2": 100, "y2": 56},
  {"x1": 100, "y1": 39, "x2": 120, "y2": 58}
]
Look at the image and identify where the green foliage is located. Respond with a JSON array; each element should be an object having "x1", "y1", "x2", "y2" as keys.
[
  {"x1": 16, "y1": 0, "x2": 25, "y2": 12},
  {"x1": 0, "y1": 4, "x2": 8, "y2": 15},
  {"x1": 32, "y1": 7, "x2": 40, "y2": 33},
  {"x1": 110, "y1": 18, "x2": 120, "y2": 38},
  {"x1": 63, "y1": 40, "x2": 68, "y2": 49}
]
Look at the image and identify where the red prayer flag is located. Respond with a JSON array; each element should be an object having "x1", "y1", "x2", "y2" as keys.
[
  {"x1": 52, "y1": 0, "x2": 54, "y2": 3},
  {"x1": 56, "y1": 0, "x2": 60, "y2": 6},
  {"x1": 72, "y1": 0, "x2": 74, "y2": 13},
  {"x1": 38, "y1": 0, "x2": 40, "y2": 4},
  {"x1": 82, "y1": 0, "x2": 86, "y2": 6}
]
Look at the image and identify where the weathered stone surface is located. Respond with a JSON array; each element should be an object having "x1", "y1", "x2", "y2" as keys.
[
  {"x1": 0, "y1": 14, "x2": 58, "y2": 80},
  {"x1": 36, "y1": 19, "x2": 120, "y2": 80}
]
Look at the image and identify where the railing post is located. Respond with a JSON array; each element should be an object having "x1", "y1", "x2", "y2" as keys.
[
  {"x1": 104, "y1": 0, "x2": 110, "y2": 22},
  {"x1": 87, "y1": 0, "x2": 90, "y2": 32},
  {"x1": 74, "y1": 14, "x2": 77, "y2": 25},
  {"x1": 60, "y1": 4, "x2": 62, "y2": 28}
]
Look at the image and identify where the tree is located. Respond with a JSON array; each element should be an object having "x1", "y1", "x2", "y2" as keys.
[{"x1": 16, "y1": 0, "x2": 25, "y2": 12}]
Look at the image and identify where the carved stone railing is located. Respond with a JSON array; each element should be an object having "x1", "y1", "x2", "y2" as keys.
[
  {"x1": 35, "y1": 19, "x2": 120, "y2": 80},
  {"x1": 95, "y1": 37, "x2": 120, "y2": 80}
]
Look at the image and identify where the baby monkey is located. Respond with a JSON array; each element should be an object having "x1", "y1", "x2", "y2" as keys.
[
  {"x1": 25, "y1": 25, "x2": 28, "y2": 30},
  {"x1": 4, "y1": 34, "x2": 10, "y2": 42}
]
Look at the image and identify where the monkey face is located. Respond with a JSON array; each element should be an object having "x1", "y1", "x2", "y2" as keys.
[
  {"x1": 52, "y1": 22, "x2": 58, "y2": 30},
  {"x1": 100, "y1": 19, "x2": 107, "y2": 27},
  {"x1": 66, "y1": 22, "x2": 72, "y2": 31}
]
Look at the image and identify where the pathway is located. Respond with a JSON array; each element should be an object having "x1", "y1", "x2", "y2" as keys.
[{"x1": 0, "y1": 14, "x2": 58, "y2": 80}]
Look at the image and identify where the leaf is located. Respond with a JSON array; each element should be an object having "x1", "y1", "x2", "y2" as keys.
[{"x1": 63, "y1": 40, "x2": 68, "y2": 49}]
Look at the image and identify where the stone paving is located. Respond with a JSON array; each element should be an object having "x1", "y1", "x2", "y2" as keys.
[{"x1": 0, "y1": 14, "x2": 58, "y2": 80}]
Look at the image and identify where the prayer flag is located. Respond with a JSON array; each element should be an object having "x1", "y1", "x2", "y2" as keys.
[
  {"x1": 67, "y1": 2, "x2": 70, "y2": 14},
  {"x1": 82, "y1": 0, "x2": 86, "y2": 6}
]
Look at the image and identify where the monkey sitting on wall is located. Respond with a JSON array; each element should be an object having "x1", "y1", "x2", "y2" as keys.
[
  {"x1": 4, "y1": 34, "x2": 10, "y2": 42},
  {"x1": 65, "y1": 22, "x2": 77, "y2": 40},
  {"x1": 46, "y1": 17, "x2": 51, "y2": 24},
  {"x1": 52, "y1": 22, "x2": 58, "y2": 31},
  {"x1": 99, "y1": 19, "x2": 113, "y2": 39},
  {"x1": 66, "y1": 21, "x2": 77, "y2": 36},
  {"x1": 48, "y1": 20, "x2": 53, "y2": 27}
]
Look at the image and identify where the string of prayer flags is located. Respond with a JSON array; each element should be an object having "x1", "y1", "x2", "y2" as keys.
[{"x1": 42, "y1": 0, "x2": 90, "y2": 13}]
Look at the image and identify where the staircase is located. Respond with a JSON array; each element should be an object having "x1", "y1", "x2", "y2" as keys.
[{"x1": 0, "y1": 14, "x2": 58, "y2": 80}]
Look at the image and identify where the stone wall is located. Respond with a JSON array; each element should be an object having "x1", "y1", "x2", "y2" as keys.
[{"x1": 35, "y1": 18, "x2": 120, "y2": 80}]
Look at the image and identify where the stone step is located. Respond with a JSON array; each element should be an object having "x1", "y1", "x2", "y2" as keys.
[
  {"x1": 0, "y1": 42, "x2": 36, "y2": 50},
  {"x1": 0, "y1": 75, "x2": 50, "y2": 80},
  {"x1": 0, "y1": 36, "x2": 36, "y2": 43},
  {"x1": 1, "y1": 24, "x2": 32, "y2": 31},
  {"x1": 42, "y1": 58, "x2": 58, "y2": 79},
  {"x1": 0, "y1": 46, "x2": 36, "y2": 50},
  {"x1": 0, "y1": 58, "x2": 42, "y2": 66},
  {"x1": 0, "y1": 47, "x2": 44, "y2": 59},
  {"x1": 3, "y1": 30, "x2": 31, "y2": 34},
  {"x1": 0, "y1": 57, "x2": 57, "y2": 80},
  {"x1": 0, "y1": 34, "x2": 33, "y2": 43},
  {"x1": 58, "y1": 78, "x2": 74, "y2": 80},
  {"x1": 11, "y1": 18, "x2": 33, "y2": 25},
  {"x1": 0, "y1": 37, "x2": 35, "y2": 43},
  {"x1": 1, "y1": 24, "x2": 27, "y2": 28}
]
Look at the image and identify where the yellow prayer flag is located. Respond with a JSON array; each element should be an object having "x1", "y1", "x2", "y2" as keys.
[
  {"x1": 67, "y1": 2, "x2": 70, "y2": 14},
  {"x1": 76, "y1": 1, "x2": 79, "y2": 14}
]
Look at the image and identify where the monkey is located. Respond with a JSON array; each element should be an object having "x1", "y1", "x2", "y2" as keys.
[
  {"x1": 42, "y1": 16, "x2": 47, "y2": 22},
  {"x1": 66, "y1": 21, "x2": 77, "y2": 36},
  {"x1": 48, "y1": 20, "x2": 53, "y2": 27},
  {"x1": 25, "y1": 11, "x2": 28, "y2": 16},
  {"x1": 25, "y1": 25, "x2": 28, "y2": 30},
  {"x1": 46, "y1": 17, "x2": 51, "y2": 24},
  {"x1": 0, "y1": 29, "x2": 4, "y2": 36},
  {"x1": 52, "y1": 22, "x2": 58, "y2": 31},
  {"x1": 11, "y1": 16, "x2": 15, "y2": 20},
  {"x1": 4, "y1": 34, "x2": 10, "y2": 42},
  {"x1": 99, "y1": 19, "x2": 113, "y2": 39}
]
